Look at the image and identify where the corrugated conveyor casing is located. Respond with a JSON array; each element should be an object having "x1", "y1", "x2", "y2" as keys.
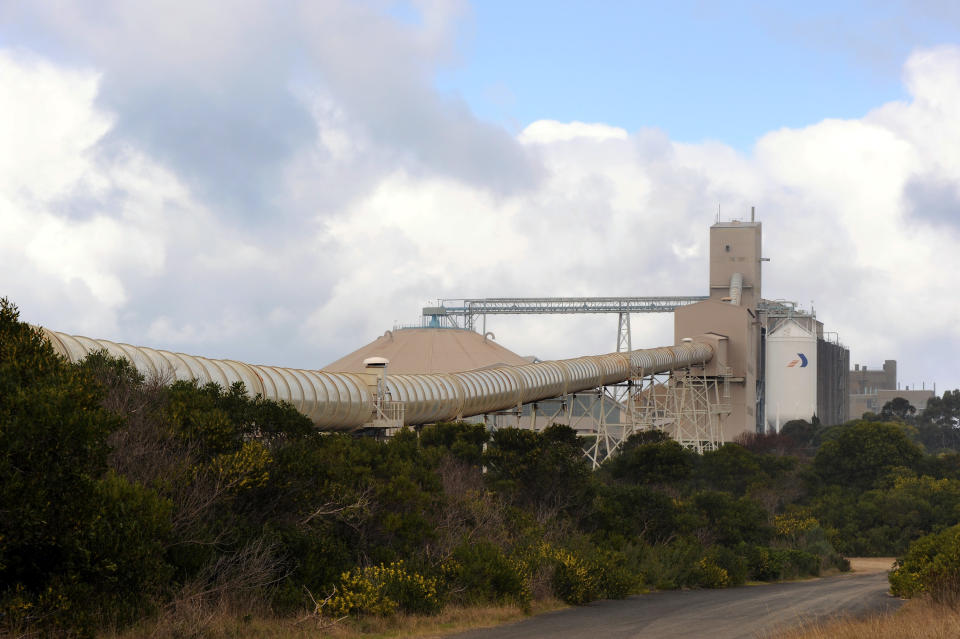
[{"x1": 38, "y1": 327, "x2": 712, "y2": 431}]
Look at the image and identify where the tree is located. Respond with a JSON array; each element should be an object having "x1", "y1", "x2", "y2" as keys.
[
  {"x1": 483, "y1": 425, "x2": 594, "y2": 521},
  {"x1": 922, "y1": 390, "x2": 960, "y2": 430},
  {"x1": 915, "y1": 390, "x2": 960, "y2": 453},
  {"x1": 683, "y1": 491, "x2": 772, "y2": 546},
  {"x1": 881, "y1": 397, "x2": 916, "y2": 422},
  {"x1": 814, "y1": 421, "x2": 923, "y2": 491},
  {"x1": 695, "y1": 444, "x2": 769, "y2": 495},
  {"x1": 0, "y1": 299, "x2": 171, "y2": 635},
  {"x1": 779, "y1": 419, "x2": 822, "y2": 451},
  {"x1": 419, "y1": 421, "x2": 488, "y2": 465},
  {"x1": 604, "y1": 438, "x2": 695, "y2": 485}
]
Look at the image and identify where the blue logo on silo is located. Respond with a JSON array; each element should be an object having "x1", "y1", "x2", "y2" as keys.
[{"x1": 787, "y1": 353, "x2": 808, "y2": 368}]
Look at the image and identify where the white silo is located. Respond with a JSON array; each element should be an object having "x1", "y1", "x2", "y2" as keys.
[{"x1": 765, "y1": 319, "x2": 817, "y2": 432}]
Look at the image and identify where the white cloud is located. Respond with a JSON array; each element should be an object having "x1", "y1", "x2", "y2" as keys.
[
  {"x1": 1, "y1": 17, "x2": 959, "y2": 394},
  {"x1": 519, "y1": 120, "x2": 630, "y2": 144}
]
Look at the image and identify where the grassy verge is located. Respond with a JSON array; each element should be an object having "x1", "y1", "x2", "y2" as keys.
[
  {"x1": 104, "y1": 600, "x2": 566, "y2": 639},
  {"x1": 769, "y1": 598, "x2": 959, "y2": 639}
]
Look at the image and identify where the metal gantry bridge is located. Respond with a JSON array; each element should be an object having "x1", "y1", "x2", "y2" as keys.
[{"x1": 423, "y1": 296, "x2": 708, "y2": 333}]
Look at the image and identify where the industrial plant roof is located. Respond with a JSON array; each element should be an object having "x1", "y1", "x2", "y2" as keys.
[{"x1": 322, "y1": 327, "x2": 530, "y2": 374}]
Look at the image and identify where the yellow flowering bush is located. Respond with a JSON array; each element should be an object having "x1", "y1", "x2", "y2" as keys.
[
  {"x1": 694, "y1": 557, "x2": 731, "y2": 588},
  {"x1": 510, "y1": 541, "x2": 634, "y2": 605},
  {"x1": 324, "y1": 561, "x2": 441, "y2": 618},
  {"x1": 208, "y1": 441, "x2": 272, "y2": 490},
  {"x1": 774, "y1": 513, "x2": 819, "y2": 540},
  {"x1": 550, "y1": 548, "x2": 600, "y2": 605}
]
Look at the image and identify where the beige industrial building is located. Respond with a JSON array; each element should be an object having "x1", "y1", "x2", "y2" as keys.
[
  {"x1": 850, "y1": 361, "x2": 897, "y2": 395},
  {"x1": 673, "y1": 220, "x2": 761, "y2": 441},
  {"x1": 848, "y1": 360, "x2": 935, "y2": 418},
  {"x1": 674, "y1": 218, "x2": 849, "y2": 440},
  {"x1": 324, "y1": 327, "x2": 530, "y2": 373}
]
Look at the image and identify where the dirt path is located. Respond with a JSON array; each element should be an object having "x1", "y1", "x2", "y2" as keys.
[
  {"x1": 445, "y1": 564, "x2": 901, "y2": 639},
  {"x1": 847, "y1": 557, "x2": 896, "y2": 574}
]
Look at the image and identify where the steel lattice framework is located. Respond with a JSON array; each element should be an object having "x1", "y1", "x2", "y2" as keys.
[{"x1": 423, "y1": 296, "x2": 707, "y2": 331}]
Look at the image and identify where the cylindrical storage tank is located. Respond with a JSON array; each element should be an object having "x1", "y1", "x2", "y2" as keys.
[{"x1": 764, "y1": 319, "x2": 817, "y2": 432}]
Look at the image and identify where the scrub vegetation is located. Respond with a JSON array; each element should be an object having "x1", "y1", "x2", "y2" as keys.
[{"x1": 3, "y1": 297, "x2": 960, "y2": 637}]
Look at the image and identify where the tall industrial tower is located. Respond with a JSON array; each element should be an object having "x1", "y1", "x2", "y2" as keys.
[{"x1": 675, "y1": 219, "x2": 763, "y2": 440}]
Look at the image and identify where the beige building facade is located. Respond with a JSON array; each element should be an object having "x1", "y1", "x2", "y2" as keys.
[
  {"x1": 676, "y1": 220, "x2": 763, "y2": 441},
  {"x1": 848, "y1": 358, "x2": 935, "y2": 418}
]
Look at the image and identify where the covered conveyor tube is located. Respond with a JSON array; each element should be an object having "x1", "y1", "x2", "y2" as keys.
[{"x1": 38, "y1": 327, "x2": 713, "y2": 431}]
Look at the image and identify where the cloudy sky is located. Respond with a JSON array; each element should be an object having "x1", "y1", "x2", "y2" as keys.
[{"x1": 2, "y1": 1, "x2": 959, "y2": 394}]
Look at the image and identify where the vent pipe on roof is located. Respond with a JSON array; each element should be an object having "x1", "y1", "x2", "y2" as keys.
[{"x1": 729, "y1": 272, "x2": 743, "y2": 306}]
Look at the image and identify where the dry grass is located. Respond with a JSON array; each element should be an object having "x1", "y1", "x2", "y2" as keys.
[
  {"x1": 768, "y1": 598, "x2": 960, "y2": 639},
  {"x1": 105, "y1": 600, "x2": 565, "y2": 639}
]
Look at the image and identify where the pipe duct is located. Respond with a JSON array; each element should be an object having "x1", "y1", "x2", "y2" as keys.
[
  {"x1": 38, "y1": 327, "x2": 713, "y2": 431},
  {"x1": 728, "y1": 272, "x2": 743, "y2": 306}
]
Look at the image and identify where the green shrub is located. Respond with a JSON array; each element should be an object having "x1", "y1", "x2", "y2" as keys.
[
  {"x1": 746, "y1": 546, "x2": 820, "y2": 581},
  {"x1": 594, "y1": 550, "x2": 637, "y2": 599},
  {"x1": 704, "y1": 545, "x2": 747, "y2": 586},
  {"x1": 444, "y1": 542, "x2": 529, "y2": 606},
  {"x1": 636, "y1": 540, "x2": 702, "y2": 590},
  {"x1": 890, "y1": 523, "x2": 960, "y2": 604}
]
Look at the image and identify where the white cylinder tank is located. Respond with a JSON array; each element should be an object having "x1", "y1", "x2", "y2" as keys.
[{"x1": 765, "y1": 319, "x2": 817, "y2": 432}]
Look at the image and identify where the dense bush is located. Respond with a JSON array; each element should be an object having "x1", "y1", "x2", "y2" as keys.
[
  {"x1": 604, "y1": 436, "x2": 695, "y2": 485},
  {"x1": 703, "y1": 545, "x2": 747, "y2": 586},
  {"x1": 444, "y1": 541, "x2": 529, "y2": 606},
  {"x1": 814, "y1": 421, "x2": 923, "y2": 491},
  {"x1": 0, "y1": 300, "x2": 173, "y2": 636},
  {"x1": 889, "y1": 524, "x2": 960, "y2": 604},
  {"x1": 811, "y1": 474, "x2": 960, "y2": 556},
  {"x1": 634, "y1": 540, "x2": 703, "y2": 590}
]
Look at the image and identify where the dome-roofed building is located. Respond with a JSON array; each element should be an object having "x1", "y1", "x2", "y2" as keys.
[
  {"x1": 322, "y1": 326, "x2": 622, "y2": 439},
  {"x1": 322, "y1": 327, "x2": 529, "y2": 374}
]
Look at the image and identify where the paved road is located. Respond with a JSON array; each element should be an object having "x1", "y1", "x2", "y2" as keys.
[{"x1": 447, "y1": 571, "x2": 901, "y2": 639}]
